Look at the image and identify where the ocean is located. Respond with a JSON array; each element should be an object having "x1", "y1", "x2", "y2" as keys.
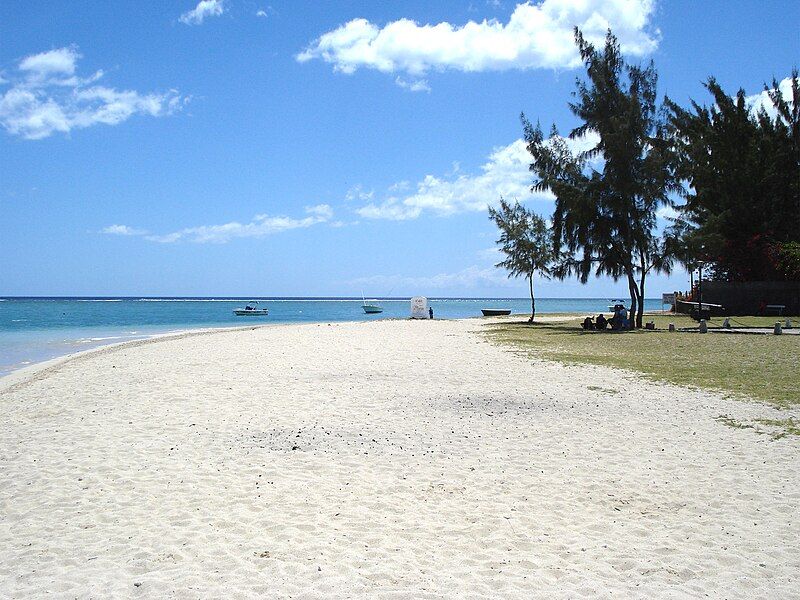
[{"x1": 0, "y1": 297, "x2": 663, "y2": 375}]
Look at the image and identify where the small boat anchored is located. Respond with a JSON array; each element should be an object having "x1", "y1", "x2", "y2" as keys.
[
  {"x1": 481, "y1": 308, "x2": 512, "y2": 316},
  {"x1": 361, "y1": 292, "x2": 383, "y2": 314},
  {"x1": 233, "y1": 301, "x2": 269, "y2": 316}
]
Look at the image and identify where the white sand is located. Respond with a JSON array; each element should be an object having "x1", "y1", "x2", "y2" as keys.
[{"x1": 0, "y1": 319, "x2": 797, "y2": 598}]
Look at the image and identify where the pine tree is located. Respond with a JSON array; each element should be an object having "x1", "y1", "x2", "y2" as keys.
[
  {"x1": 488, "y1": 198, "x2": 553, "y2": 322},
  {"x1": 665, "y1": 70, "x2": 800, "y2": 281},
  {"x1": 524, "y1": 29, "x2": 676, "y2": 327}
]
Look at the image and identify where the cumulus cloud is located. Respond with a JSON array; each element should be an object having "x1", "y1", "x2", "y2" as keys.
[
  {"x1": 146, "y1": 204, "x2": 333, "y2": 244},
  {"x1": 19, "y1": 47, "x2": 78, "y2": 77},
  {"x1": 101, "y1": 224, "x2": 147, "y2": 236},
  {"x1": 180, "y1": 0, "x2": 225, "y2": 25},
  {"x1": 0, "y1": 47, "x2": 184, "y2": 140},
  {"x1": 356, "y1": 131, "x2": 599, "y2": 220},
  {"x1": 297, "y1": 0, "x2": 658, "y2": 88},
  {"x1": 746, "y1": 76, "x2": 796, "y2": 120}
]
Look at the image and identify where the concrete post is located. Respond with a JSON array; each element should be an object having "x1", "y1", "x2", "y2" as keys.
[
  {"x1": 774, "y1": 322, "x2": 782, "y2": 335},
  {"x1": 699, "y1": 319, "x2": 708, "y2": 334}
]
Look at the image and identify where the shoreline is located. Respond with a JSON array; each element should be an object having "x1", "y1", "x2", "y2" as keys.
[
  {"x1": 0, "y1": 323, "x2": 274, "y2": 393},
  {"x1": 0, "y1": 312, "x2": 590, "y2": 380},
  {"x1": 0, "y1": 297, "x2": 666, "y2": 377}
]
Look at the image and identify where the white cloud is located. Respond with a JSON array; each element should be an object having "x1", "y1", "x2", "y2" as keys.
[
  {"x1": 746, "y1": 76, "x2": 796, "y2": 120},
  {"x1": 356, "y1": 131, "x2": 599, "y2": 220},
  {"x1": 351, "y1": 264, "x2": 516, "y2": 290},
  {"x1": 305, "y1": 203, "x2": 334, "y2": 219},
  {"x1": 180, "y1": 0, "x2": 225, "y2": 25},
  {"x1": 101, "y1": 224, "x2": 147, "y2": 236},
  {"x1": 256, "y1": 6, "x2": 275, "y2": 18},
  {"x1": 345, "y1": 184, "x2": 374, "y2": 202},
  {"x1": 394, "y1": 76, "x2": 431, "y2": 93},
  {"x1": 297, "y1": 0, "x2": 658, "y2": 88},
  {"x1": 146, "y1": 204, "x2": 333, "y2": 244},
  {"x1": 0, "y1": 47, "x2": 184, "y2": 140},
  {"x1": 477, "y1": 246, "x2": 503, "y2": 261},
  {"x1": 19, "y1": 47, "x2": 78, "y2": 77}
]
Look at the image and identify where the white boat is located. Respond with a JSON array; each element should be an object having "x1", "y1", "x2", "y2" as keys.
[
  {"x1": 361, "y1": 292, "x2": 383, "y2": 314},
  {"x1": 608, "y1": 299, "x2": 626, "y2": 312},
  {"x1": 233, "y1": 301, "x2": 269, "y2": 316}
]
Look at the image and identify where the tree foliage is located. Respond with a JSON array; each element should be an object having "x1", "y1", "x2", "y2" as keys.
[
  {"x1": 488, "y1": 197, "x2": 553, "y2": 322},
  {"x1": 523, "y1": 29, "x2": 676, "y2": 327},
  {"x1": 665, "y1": 70, "x2": 800, "y2": 281}
]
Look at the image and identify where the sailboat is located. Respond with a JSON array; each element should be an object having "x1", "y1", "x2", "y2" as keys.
[{"x1": 361, "y1": 292, "x2": 383, "y2": 314}]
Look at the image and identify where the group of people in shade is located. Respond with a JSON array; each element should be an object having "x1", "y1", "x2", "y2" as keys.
[{"x1": 581, "y1": 304, "x2": 630, "y2": 331}]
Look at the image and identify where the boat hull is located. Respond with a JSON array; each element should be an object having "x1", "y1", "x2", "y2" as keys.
[
  {"x1": 481, "y1": 308, "x2": 512, "y2": 316},
  {"x1": 362, "y1": 305, "x2": 383, "y2": 314},
  {"x1": 233, "y1": 310, "x2": 269, "y2": 316}
]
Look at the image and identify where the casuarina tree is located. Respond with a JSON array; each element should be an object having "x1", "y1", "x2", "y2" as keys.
[
  {"x1": 488, "y1": 197, "x2": 553, "y2": 322},
  {"x1": 523, "y1": 29, "x2": 676, "y2": 328},
  {"x1": 665, "y1": 70, "x2": 800, "y2": 281}
]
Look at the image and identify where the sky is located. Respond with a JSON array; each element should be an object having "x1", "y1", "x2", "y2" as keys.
[{"x1": 1, "y1": 0, "x2": 798, "y2": 297}]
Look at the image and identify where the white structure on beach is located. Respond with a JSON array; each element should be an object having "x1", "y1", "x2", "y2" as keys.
[{"x1": 410, "y1": 296, "x2": 428, "y2": 319}]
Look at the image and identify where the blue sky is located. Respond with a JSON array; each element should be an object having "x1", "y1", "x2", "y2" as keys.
[{"x1": 1, "y1": 0, "x2": 798, "y2": 297}]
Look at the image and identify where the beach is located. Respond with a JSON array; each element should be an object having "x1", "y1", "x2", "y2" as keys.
[{"x1": 0, "y1": 318, "x2": 797, "y2": 598}]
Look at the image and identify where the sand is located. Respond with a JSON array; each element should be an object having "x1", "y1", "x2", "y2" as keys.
[{"x1": 0, "y1": 319, "x2": 797, "y2": 598}]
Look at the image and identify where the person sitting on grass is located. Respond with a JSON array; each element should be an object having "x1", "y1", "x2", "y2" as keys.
[
  {"x1": 610, "y1": 304, "x2": 627, "y2": 330},
  {"x1": 582, "y1": 316, "x2": 594, "y2": 330},
  {"x1": 618, "y1": 305, "x2": 629, "y2": 329},
  {"x1": 595, "y1": 314, "x2": 608, "y2": 330}
]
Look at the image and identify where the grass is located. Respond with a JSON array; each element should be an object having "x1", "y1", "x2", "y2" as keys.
[
  {"x1": 716, "y1": 415, "x2": 800, "y2": 439},
  {"x1": 484, "y1": 313, "x2": 800, "y2": 409}
]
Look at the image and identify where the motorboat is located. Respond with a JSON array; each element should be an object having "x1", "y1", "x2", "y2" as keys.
[
  {"x1": 361, "y1": 292, "x2": 383, "y2": 314},
  {"x1": 233, "y1": 301, "x2": 269, "y2": 316}
]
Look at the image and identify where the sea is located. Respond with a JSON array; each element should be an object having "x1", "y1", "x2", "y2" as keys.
[{"x1": 0, "y1": 297, "x2": 663, "y2": 375}]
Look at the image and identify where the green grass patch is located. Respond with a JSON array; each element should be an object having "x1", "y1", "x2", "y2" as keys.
[
  {"x1": 716, "y1": 415, "x2": 800, "y2": 439},
  {"x1": 484, "y1": 313, "x2": 800, "y2": 408},
  {"x1": 715, "y1": 415, "x2": 756, "y2": 430},
  {"x1": 755, "y1": 417, "x2": 800, "y2": 438},
  {"x1": 586, "y1": 385, "x2": 620, "y2": 395}
]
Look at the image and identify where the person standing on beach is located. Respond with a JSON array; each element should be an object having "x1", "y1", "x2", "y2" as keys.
[{"x1": 429, "y1": 307, "x2": 434, "y2": 319}]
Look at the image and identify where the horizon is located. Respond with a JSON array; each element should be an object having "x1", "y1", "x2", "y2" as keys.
[
  {"x1": 0, "y1": 295, "x2": 669, "y2": 301},
  {"x1": 2, "y1": 1, "x2": 797, "y2": 297}
]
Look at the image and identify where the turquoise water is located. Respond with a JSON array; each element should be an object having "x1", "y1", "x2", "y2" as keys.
[{"x1": 0, "y1": 297, "x2": 662, "y2": 375}]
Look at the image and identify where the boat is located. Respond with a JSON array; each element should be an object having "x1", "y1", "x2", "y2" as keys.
[
  {"x1": 361, "y1": 292, "x2": 383, "y2": 314},
  {"x1": 233, "y1": 301, "x2": 269, "y2": 316},
  {"x1": 675, "y1": 299, "x2": 725, "y2": 320},
  {"x1": 481, "y1": 308, "x2": 512, "y2": 316}
]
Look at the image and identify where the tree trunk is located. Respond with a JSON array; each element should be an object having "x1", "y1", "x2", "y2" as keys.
[
  {"x1": 637, "y1": 270, "x2": 646, "y2": 328},
  {"x1": 626, "y1": 272, "x2": 638, "y2": 330},
  {"x1": 528, "y1": 274, "x2": 536, "y2": 323}
]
